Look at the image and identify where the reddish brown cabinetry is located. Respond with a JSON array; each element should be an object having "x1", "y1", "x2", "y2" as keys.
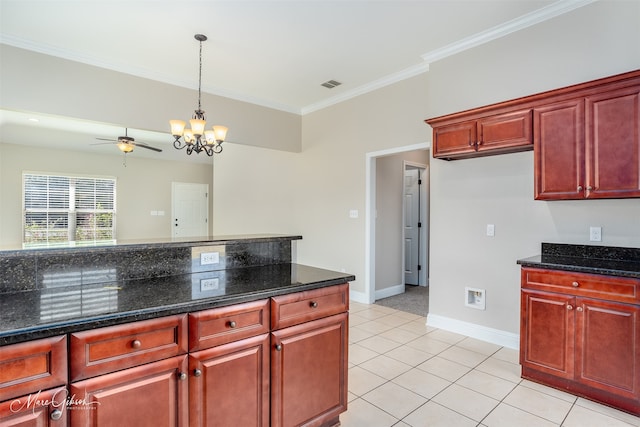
[
  {"x1": 0, "y1": 336, "x2": 68, "y2": 427},
  {"x1": 520, "y1": 268, "x2": 640, "y2": 415},
  {"x1": 270, "y1": 283, "x2": 349, "y2": 427},
  {"x1": 428, "y1": 109, "x2": 533, "y2": 160},
  {"x1": 188, "y1": 300, "x2": 270, "y2": 427},
  {"x1": 534, "y1": 84, "x2": 640, "y2": 200}
]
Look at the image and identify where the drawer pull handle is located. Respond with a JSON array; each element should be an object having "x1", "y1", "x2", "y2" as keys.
[
  {"x1": 178, "y1": 372, "x2": 187, "y2": 381},
  {"x1": 194, "y1": 369, "x2": 202, "y2": 377},
  {"x1": 275, "y1": 344, "x2": 282, "y2": 351},
  {"x1": 577, "y1": 307, "x2": 583, "y2": 312},
  {"x1": 572, "y1": 281, "x2": 579, "y2": 287},
  {"x1": 50, "y1": 409, "x2": 63, "y2": 421},
  {"x1": 577, "y1": 185, "x2": 583, "y2": 192},
  {"x1": 567, "y1": 304, "x2": 573, "y2": 310},
  {"x1": 131, "y1": 339, "x2": 142, "y2": 349},
  {"x1": 310, "y1": 301, "x2": 318, "y2": 308},
  {"x1": 228, "y1": 320, "x2": 237, "y2": 328}
]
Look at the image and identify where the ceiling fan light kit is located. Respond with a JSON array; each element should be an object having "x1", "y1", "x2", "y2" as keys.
[{"x1": 170, "y1": 34, "x2": 229, "y2": 156}]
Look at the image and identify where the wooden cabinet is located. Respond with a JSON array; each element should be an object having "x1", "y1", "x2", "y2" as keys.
[
  {"x1": 189, "y1": 334, "x2": 270, "y2": 427},
  {"x1": 270, "y1": 284, "x2": 349, "y2": 427},
  {"x1": 534, "y1": 84, "x2": 640, "y2": 200},
  {"x1": 188, "y1": 300, "x2": 270, "y2": 427},
  {"x1": 0, "y1": 386, "x2": 68, "y2": 427},
  {"x1": 69, "y1": 355, "x2": 189, "y2": 427},
  {"x1": 520, "y1": 268, "x2": 640, "y2": 415},
  {"x1": 0, "y1": 283, "x2": 350, "y2": 426},
  {"x1": 428, "y1": 108, "x2": 533, "y2": 160},
  {"x1": 0, "y1": 336, "x2": 68, "y2": 426}
]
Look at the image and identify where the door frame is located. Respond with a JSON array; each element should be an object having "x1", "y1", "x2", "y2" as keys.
[
  {"x1": 362, "y1": 142, "x2": 430, "y2": 304},
  {"x1": 402, "y1": 161, "x2": 428, "y2": 287}
]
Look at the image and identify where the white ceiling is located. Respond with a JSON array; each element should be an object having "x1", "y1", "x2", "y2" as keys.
[{"x1": 0, "y1": 0, "x2": 595, "y2": 163}]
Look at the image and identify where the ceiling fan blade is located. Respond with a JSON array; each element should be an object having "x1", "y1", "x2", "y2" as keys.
[
  {"x1": 134, "y1": 143, "x2": 162, "y2": 152},
  {"x1": 90, "y1": 142, "x2": 117, "y2": 146},
  {"x1": 95, "y1": 137, "x2": 117, "y2": 142}
]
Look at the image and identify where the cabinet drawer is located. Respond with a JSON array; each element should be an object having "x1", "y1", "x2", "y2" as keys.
[
  {"x1": 0, "y1": 385, "x2": 68, "y2": 425},
  {"x1": 70, "y1": 314, "x2": 188, "y2": 381},
  {"x1": 522, "y1": 268, "x2": 640, "y2": 303},
  {"x1": 189, "y1": 299, "x2": 270, "y2": 351},
  {"x1": 0, "y1": 336, "x2": 67, "y2": 402},
  {"x1": 271, "y1": 283, "x2": 349, "y2": 330}
]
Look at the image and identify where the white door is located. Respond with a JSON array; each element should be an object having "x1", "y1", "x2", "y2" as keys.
[
  {"x1": 171, "y1": 182, "x2": 209, "y2": 238},
  {"x1": 404, "y1": 169, "x2": 420, "y2": 285}
]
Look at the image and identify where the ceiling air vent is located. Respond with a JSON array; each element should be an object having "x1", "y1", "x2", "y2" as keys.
[{"x1": 321, "y1": 80, "x2": 342, "y2": 89}]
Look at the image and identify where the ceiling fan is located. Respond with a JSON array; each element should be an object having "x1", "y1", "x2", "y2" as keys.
[{"x1": 93, "y1": 128, "x2": 162, "y2": 153}]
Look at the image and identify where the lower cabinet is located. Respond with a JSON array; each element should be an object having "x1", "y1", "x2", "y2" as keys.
[
  {"x1": 189, "y1": 334, "x2": 270, "y2": 427},
  {"x1": 520, "y1": 268, "x2": 640, "y2": 415},
  {"x1": 69, "y1": 355, "x2": 189, "y2": 427},
  {"x1": 271, "y1": 312, "x2": 348, "y2": 427},
  {"x1": 0, "y1": 386, "x2": 68, "y2": 427}
]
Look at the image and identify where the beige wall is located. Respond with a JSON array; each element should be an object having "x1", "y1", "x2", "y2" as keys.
[
  {"x1": 1, "y1": 1, "x2": 639, "y2": 341},
  {"x1": 375, "y1": 150, "x2": 429, "y2": 292},
  {"x1": 0, "y1": 143, "x2": 213, "y2": 246}
]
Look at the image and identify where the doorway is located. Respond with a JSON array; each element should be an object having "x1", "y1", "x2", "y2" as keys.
[
  {"x1": 403, "y1": 162, "x2": 428, "y2": 287},
  {"x1": 171, "y1": 182, "x2": 209, "y2": 238},
  {"x1": 363, "y1": 142, "x2": 430, "y2": 305}
]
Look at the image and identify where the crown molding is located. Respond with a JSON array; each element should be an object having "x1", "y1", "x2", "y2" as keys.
[{"x1": 1, "y1": 0, "x2": 598, "y2": 116}]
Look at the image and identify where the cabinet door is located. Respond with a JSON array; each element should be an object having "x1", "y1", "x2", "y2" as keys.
[
  {"x1": 69, "y1": 355, "x2": 188, "y2": 427},
  {"x1": 576, "y1": 297, "x2": 640, "y2": 400},
  {"x1": 520, "y1": 290, "x2": 575, "y2": 379},
  {"x1": 477, "y1": 109, "x2": 532, "y2": 153},
  {"x1": 432, "y1": 120, "x2": 477, "y2": 159},
  {"x1": 585, "y1": 86, "x2": 640, "y2": 198},
  {"x1": 0, "y1": 386, "x2": 68, "y2": 427},
  {"x1": 534, "y1": 99, "x2": 585, "y2": 200},
  {"x1": 189, "y1": 334, "x2": 270, "y2": 427},
  {"x1": 271, "y1": 312, "x2": 348, "y2": 427}
]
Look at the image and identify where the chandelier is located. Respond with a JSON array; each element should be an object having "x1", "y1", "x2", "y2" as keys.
[{"x1": 170, "y1": 34, "x2": 228, "y2": 156}]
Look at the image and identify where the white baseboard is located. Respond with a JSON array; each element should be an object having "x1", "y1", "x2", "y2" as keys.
[
  {"x1": 426, "y1": 313, "x2": 520, "y2": 350},
  {"x1": 349, "y1": 289, "x2": 370, "y2": 304},
  {"x1": 375, "y1": 284, "x2": 404, "y2": 301}
]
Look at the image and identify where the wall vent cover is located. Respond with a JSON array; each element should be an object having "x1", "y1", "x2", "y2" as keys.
[{"x1": 321, "y1": 80, "x2": 342, "y2": 89}]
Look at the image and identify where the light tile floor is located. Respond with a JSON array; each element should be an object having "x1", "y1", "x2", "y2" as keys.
[{"x1": 342, "y1": 301, "x2": 640, "y2": 427}]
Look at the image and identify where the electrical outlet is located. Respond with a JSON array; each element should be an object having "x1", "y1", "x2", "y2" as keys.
[
  {"x1": 589, "y1": 226, "x2": 602, "y2": 242},
  {"x1": 200, "y1": 252, "x2": 220, "y2": 265},
  {"x1": 200, "y1": 278, "x2": 219, "y2": 291},
  {"x1": 486, "y1": 224, "x2": 495, "y2": 237}
]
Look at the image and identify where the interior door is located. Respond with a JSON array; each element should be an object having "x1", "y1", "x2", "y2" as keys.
[
  {"x1": 404, "y1": 168, "x2": 420, "y2": 285},
  {"x1": 171, "y1": 182, "x2": 209, "y2": 238}
]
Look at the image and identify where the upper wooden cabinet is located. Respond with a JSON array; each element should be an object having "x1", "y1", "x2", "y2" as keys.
[
  {"x1": 427, "y1": 69, "x2": 640, "y2": 200},
  {"x1": 535, "y1": 84, "x2": 640, "y2": 200},
  {"x1": 428, "y1": 108, "x2": 533, "y2": 160}
]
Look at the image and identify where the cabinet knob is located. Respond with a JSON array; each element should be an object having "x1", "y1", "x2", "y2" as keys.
[
  {"x1": 577, "y1": 185, "x2": 583, "y2": 192},
  {"x1": 310, "y1": 301, "x2": 318, "y2": 308},
  {"x1": 572, "y1": 281, "x2": 579, "y2": 287},
  {"x1": 178, "y1": 372, "x2": 187, "y2": 381},
  {"x1": 275, "y1": 343, "x2": 282, "y2": 351},
  {"x1": 576, "y1": 306, "x2": 583, "y2": 312},
  {"x1": 50, "y1": 409, "x2": 63, "y2": 421},
  {"x1": 131, "y1": 339, "x2": 142, "y2": 349},
  {"x1": 587, "y1": 185, "x2": 593, "y2": 191},
  {"x1": 228, "y1": 320, "x2": 237, "y2": 328},
  {"x1": 194, "y1": 369, "x2": 202, "y2": 377},
  {"x1": 567, "y1": 304, "x2": 573, "y2": 310}
]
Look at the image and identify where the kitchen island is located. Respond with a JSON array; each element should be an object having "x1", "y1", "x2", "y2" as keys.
[
  {"x1": 0, "y1": 234, "x2": 354, "y2": 426},
  {"x1": 518, "y1": 243, "x2": 640, "y2": 416}
]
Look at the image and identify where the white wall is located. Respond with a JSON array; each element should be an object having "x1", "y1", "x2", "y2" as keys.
[
  {"x1": 375, "y1": 150, "x2": 429, "y2": 293},
  {"x1": 425, "y1": 0, "x2": 640, "y2": 334},
  {"x1": 0, "y1": 143, "x2": 213, "y2": 246}
]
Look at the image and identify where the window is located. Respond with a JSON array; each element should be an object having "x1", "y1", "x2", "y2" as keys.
[{"x1": 23, "y1": 173, "x2": 116, "y2": 247}]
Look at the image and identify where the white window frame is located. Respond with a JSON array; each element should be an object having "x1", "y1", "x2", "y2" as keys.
[{"x1": 23, "y1": 172, "x2": 117, "y2": 248}]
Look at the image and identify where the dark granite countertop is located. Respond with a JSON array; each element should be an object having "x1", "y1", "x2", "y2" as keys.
[
  {"x1": 517, "y1": 243, "x2": 640, "y2": 278},
  {"x1": 0, "y1": 263, "x2": 355, "y2": 346}
]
